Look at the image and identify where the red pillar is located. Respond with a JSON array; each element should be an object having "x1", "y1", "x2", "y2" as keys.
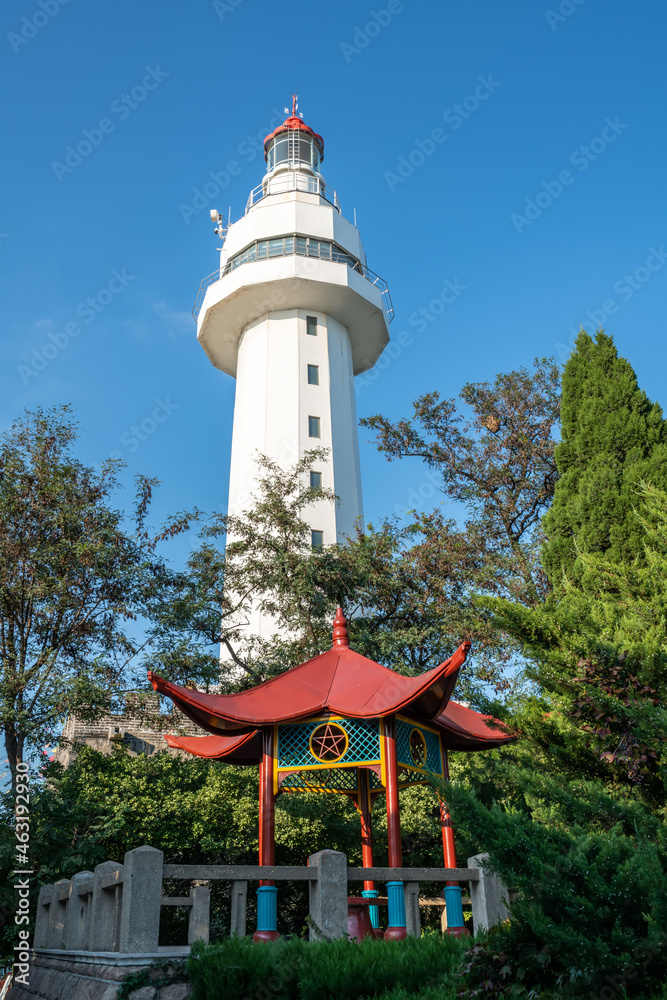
[
  {"x1": 358, "y1": 768, "x2": 374, "y2": 890},
  {"x1": 383, "y1": 716, "x2": 402, "y2": 868},
  {"x1": 440, "y1": 743, "x2": 469, "y2": 937},
  {"x1": 440, "y1": 746, "x2": 457, "y2": 878},
  {"x1": 255, "y1": 727, "x2": 279, "y2": 942},
  {"x1": 258, "y1": 728, "x2": 275, "y2": 881},
  {"x1": 383, "y1": 716, "x2": 407, "y2": 939}
]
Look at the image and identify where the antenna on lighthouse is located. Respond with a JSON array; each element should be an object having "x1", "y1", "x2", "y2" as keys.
[
  {"x1": 285, "y1": 93, "x2": 304, "y2": 120},
  {"x1": 209, "y1": 208, "x2": 227, "y2": 244}
]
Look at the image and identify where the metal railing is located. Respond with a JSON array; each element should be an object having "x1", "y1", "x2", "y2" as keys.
[
  {"x1": 245, "y1": 172, "x2": 340, "y2": 214},
  {"x1": 193, "y1": 245, "x2": 394, "y2": 326}
]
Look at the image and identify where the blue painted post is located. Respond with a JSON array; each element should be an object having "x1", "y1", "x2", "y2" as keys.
[
  {"x1": 255, "y1": 885, "x2": 279, "y2": 941},
  {"x1": 443, "y1": 885, "x2": 466, "y2": 935},
  {"x1": 362, "y1": 888, "x2": 379, "y2": 929},
  {"x1": 385, "y1": 881, "x2": 407, "y2": 940}
]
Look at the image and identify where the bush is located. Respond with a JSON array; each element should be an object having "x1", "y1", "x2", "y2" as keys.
[{"x1": 187, "y1": 934, "x2": 463, "y2": 1000}]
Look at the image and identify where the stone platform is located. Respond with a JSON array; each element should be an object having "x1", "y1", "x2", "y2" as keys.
[{"x1": 8, "y1": 948, "x2": 191, "y2": 1000}]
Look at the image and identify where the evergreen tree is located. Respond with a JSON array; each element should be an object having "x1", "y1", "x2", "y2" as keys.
[
  {"x1": 542, "y1": 329, "x2": 667, "y2": 590},
  {"x1": 445, "y1": 485, "x2": 667, "y2": 997}
]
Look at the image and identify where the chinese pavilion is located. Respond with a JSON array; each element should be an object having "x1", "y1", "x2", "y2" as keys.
[{"x1": 149, "y1": 608, "x2": 513, "y2": 940}]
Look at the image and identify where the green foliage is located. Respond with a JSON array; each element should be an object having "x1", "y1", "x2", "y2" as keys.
[
  {"x1": 445, "y1": 770, "x2": 667, "y2": 997},
  {"x1": 0, "y1": 406, "x2": 174, "y2": 783},
  {"x1": 542, "y1": 330, "x2": 667, "y2": 590},
  {"x1": 0, "y1": 746, "x2": 452, "y2": 961},
  {"x1": 187, "y1": 934, "x2": 462, "y2": 1000},
  {"x1": 446, "y1": 485, "x2": 667, "y2": 996},
  {"x1": 151, "y1": 450, "x2": 511, "y2": 702},
  {"x1": 361, "y1": 358, "x2": 561, "y2": 608}
]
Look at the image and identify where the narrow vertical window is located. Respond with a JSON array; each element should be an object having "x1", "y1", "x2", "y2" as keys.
[
  {"x1": 306, "y1": 316, "x2": 318, "y2": 336},
  {"x1": 310, "y1": 471, "x2": 322, "y2": 490},
  {"x1": 307, "y1": 364, "x2": 319, "y2": 385},
  {"x1": 308, "y1": 416, "x2": 321, "y2": 438},
  {"x1": 311, "y1": 530, "x2": 324, "y2": 550}
]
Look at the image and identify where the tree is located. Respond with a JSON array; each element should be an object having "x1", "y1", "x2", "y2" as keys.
[
  {"x1": 0, "y1": 407, "x2": 167, "y2": 787},
  {"x1": 444, "y1": 485, "x2": 667, "y2": 997},
  {"x1": 0, "y1": 745, "x2": 448, "y2": 958},
  {"x1": 360, "y1": 358, "x2": 561, "y2": 607},
  {"x1": 150, "y1": 451, "x2": 511, "y2": 700},
  {"x1": 542, "y1": 329, "x2": 667, "y2": 591}
]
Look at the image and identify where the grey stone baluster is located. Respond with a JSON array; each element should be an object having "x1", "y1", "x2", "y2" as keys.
[
  {"x1": 47, "y1": 880, "x2": 71, "y2": 948},
  {"x1": 230, "y1": 881, "x2": 247, "y2": 938},
  {"x1": 308, "y1": 850, "x2": 348, "y2": 942},
  {"x1": 89, "y1": 861, "x2": 124, "y2": 951},
  {"x1": 188, "y1": 886, "x2": 210, "y2": 945},
  {"x1": 118, "y1": 845, "x2": 164, "y2": 954},
  {"x1": 63, "y1": 871, "x2": 94, "y2": 950},
  {"x1": 33, "y1": 885, "x2": 53, "y2": 948},
  {"x1": 468, "y1": 853, "x2": 509, "y2": 934},
  {"x1": 404, "y1": 882, "x2": 421, "y2": 937}
]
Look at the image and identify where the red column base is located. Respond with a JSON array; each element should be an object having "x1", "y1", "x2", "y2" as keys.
[
  {"x1": 384, "y1": 926, "x2": 408, "y2": 941},
  {"x1": 446, "y1": 926, "x2": 470, "y2": 939},
  {"x1": 253, "y1": 929, "x2": 281, "y2": 942}
]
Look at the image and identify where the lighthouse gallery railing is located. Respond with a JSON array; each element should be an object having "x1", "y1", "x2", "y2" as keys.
[{"x1": 193, "y1": 239, "x2": 394, "y2": 325}]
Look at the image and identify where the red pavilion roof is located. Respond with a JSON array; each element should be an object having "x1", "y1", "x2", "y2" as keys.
[
  {"x1": 148, "y1": 637, "x2": 467, "y2": 735},
  {"x1": 164, "y1": 730, "x2": 261, "y2": 762},
  {"x1": 150, "y1": 609, "x2": 515, "y2": 758},
  {"x1": 433, "y1": 700, "x2": 514, "y2": 751}
]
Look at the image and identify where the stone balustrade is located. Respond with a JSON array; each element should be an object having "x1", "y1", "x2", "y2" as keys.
[
  {"x1": 12, "y1": 846, "x2": 509, "y2": 1000},
  {"x1": 33, "y1": 845, "x2": 509, "y2": 952}
]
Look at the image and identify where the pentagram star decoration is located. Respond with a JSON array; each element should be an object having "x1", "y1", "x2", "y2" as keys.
[{"x1": 310, "y1": 722, "x2": 347, "y2": 762}]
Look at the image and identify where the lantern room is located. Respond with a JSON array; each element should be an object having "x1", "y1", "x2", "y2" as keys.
[{"x1": 264, "y1": 95, "x2": 324, "y2": 177}]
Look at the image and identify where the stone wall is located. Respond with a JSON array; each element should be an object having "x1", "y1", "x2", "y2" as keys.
[{"x1": 55, "y1": 693, "x2": 201, "y2": 766}]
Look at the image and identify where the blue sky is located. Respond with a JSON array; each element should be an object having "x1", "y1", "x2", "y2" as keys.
[{"x1": 2, "y1": 0, "x2": 666, "y2": 553}]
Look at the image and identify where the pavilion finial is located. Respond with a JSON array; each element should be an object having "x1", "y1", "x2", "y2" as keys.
[{"x1": 332, "y1": 607, "x2": 350, "y2": 648}]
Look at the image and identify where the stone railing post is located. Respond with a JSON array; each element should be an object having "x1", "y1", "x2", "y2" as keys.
[
  {"x1": 404, "y1": 882, "x2": 421, "y2": 937},
  {"x1": 47, "y1": 880, "x2": 71, "y2": 948},
  {"x1": 33, "y1": 885, "x2": 53, "y2": 948},
  {"x1": 308, "y1": 850, "x2": 348, "y2": 942},
  {"x1": 89, "y1": 861, "x2": 124, "y2": 951},
  {"x1": 468, "y1": 853, "x2": 509, "y2": 934},
  {"x1": 230, "y1": 881, "x2": 247, "y2": 938},
  {"x1": 63, "y1": 871, "x2": 94, "y2": 950},
  {"x1": 118, "y1": 845, "x2": 164, "y2": 953},
  {"x1": 188, "y1": 886, "x2": 210, "y2": 945}
]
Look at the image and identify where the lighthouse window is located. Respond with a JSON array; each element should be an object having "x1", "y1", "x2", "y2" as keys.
[
  {"x1": 310, "y1": 471, "x2": 322, "y2": 490},
  {"x1": 307, "y1": 365, "x2": 319, "y2": 385},
  {"x1": 308, "y1": 416, "x2": 321, "y2": 438},
  {"x1": 306, "y1": 316, "x2": 318, "y2": 336},
  {"x1": 311, "y1": 530, "x2": 324, "y2": 550}
]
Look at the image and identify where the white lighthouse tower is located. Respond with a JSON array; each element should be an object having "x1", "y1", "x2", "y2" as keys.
[{"x1": 194, "y1": 99, "x2": 393, "y2": 640}]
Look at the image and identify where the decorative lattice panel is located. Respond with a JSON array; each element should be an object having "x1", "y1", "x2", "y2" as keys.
[
  {"x1": 280, "y1": 767, "x2": 359, "y2": 794},
  {"x1": 395, "y1": 718, "x2": 442, "y2": 776},
  {"x1": 277, "y1": 717, "x2": 380, "y2": 769}
]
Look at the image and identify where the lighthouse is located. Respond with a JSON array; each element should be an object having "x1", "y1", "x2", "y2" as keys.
[{"x1": 194, "y1": 99, "x2": 393, "y2": 640}]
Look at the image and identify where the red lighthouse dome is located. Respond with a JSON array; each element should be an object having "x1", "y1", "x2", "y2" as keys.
[{"x1": 264, "y1": 94, "x2": 324, "y2": 172}]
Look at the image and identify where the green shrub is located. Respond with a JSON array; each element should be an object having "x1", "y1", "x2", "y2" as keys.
[{"x1": 187, "y1": 934, "x2": 463, "y2": 1000}]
